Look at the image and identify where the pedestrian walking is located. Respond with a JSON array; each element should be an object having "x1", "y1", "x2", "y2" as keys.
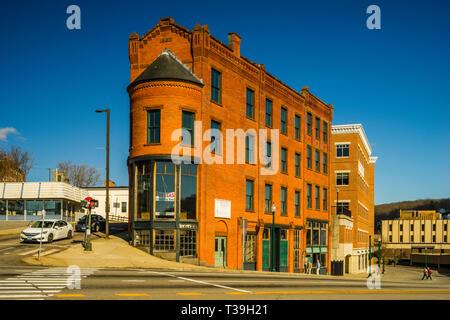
[
  {"x1": 421, "y1": 267, "x2": 428, "y2": 280},
  {"x1": 316, "y1": 260, "x2": 321, "y2": 275},
  {"x1": 307, "y1": 260, "x2": 312, "y2": 275},
  {"x1": 427, "y1": 267, "x2": 432, "y2": 280}
]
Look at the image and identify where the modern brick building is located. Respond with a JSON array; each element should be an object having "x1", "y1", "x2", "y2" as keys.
[
  {"x1": 127, "y1": 17, "x2": 333, "y2": 273},
  {"x1": 330, "y1": 124, "x2": 377, "y2": 273},
  {"x1": 381, "y1": 210, "x2": 450, "y2": 267}
]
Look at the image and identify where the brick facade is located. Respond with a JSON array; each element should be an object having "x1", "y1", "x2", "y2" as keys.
[{"x1": 127, "y1": 17, "x2": 333, "y2": 273}]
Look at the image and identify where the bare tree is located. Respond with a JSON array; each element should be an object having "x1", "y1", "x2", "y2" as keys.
[
  {"x1": 57, "y1": 161, "x2": 101, "y2": 187},
  {"x1": 0, "y1": 146, "x2": 34, "y2": 182}
]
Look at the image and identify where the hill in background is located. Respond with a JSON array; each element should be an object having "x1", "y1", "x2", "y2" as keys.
[{"x1": 374, "y1": 198, "x2": 450, "y2": 232}]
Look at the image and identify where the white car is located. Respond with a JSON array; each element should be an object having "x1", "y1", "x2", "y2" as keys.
[{"x1": 20, "y1": 220, "x2": 73, "y2": 243}]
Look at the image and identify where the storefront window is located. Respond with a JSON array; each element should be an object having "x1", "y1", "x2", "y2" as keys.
[
  {"x1": 154, "y1": 229, "x2": 175, "y2": 251},
  {"x1": 155, "y1": 162, "x2": 175, "y2": 219},
  {"x1": 180, "y1": 164, "x2": 197, "y2": 220},
  {"x1": 313, "y1": 228, "x2": 319, "y2": 246},
  {"x1": 45, "y1": 200, "x2": 62, "y2": 219},
  {"x1": 320, "y1": 224, "x2": 327, "y2": 246},
  {"x1": 180, "y1": 230, "x2": 197, "y2": 256},
  {"x1": 0, "y1": 200, "x2": 6, "y2": 220},
  {"x1": 26, "y1": 200, "x2": 44, "y2": 220},
  {"x1": 136, "y1": 162, "x2": 152, "y2": 220},
  {"x1": 7, "y1": 200, "x2": 24, "y2": 220}
]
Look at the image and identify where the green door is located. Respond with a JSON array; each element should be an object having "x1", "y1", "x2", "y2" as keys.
[
  {"x1": 280, "y1": 240, "x2": 288, "y2": 272},
  {"x1": 215, "y1": 236, "x2": 227, "y2": 267},
  {"x1": 262, "y1": 240, "x2": 270, "y2": 270}
]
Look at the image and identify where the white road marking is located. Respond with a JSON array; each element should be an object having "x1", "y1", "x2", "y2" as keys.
[
  {"x1": 0, "y1": 267, "x2": 98, "y2": 300},
  {"x1": 0, "y1": 294, "x2": 47, "y2": 298},
  {"x1": 146, "y1": 270, "x2": 252, "y2": 293},
  {"x1": 18, "y1": 248, "x2": 41, "y2": 256}
]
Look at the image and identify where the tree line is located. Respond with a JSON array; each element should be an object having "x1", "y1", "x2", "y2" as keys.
[{"x1": 0, "y1": 145, "x2": 101, "y2": 187}]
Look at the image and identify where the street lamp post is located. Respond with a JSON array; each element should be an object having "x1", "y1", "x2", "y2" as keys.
[
  {"x1": 336, "y1": 188, "x2": 340, "y2": 214},
  {"x1": 271, "y1": 203, "x2": 276, "y2": 272},
  {"x1": 368, "y1": 235, "x2": 372, "y2": 277},
  {"x1": 95, "y1": 109, "x2": 110, "y2": 238}
]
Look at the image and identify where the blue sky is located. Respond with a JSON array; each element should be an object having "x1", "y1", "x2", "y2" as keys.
[{"x1": 0, "y1": 0, "x2": 449, "y2": 205}]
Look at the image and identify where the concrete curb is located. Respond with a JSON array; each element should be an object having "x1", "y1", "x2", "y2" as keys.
[
  {"x1": 20, "y1": 235, "x2": 374, "y2": 280},
  {"x1": 0, "y1": 227, "x2": 25, "y2": 237}
]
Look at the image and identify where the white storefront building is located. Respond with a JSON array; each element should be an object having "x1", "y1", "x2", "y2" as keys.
[{"x1": 0, "y1": 182, "x2": 129, "y2": 222}]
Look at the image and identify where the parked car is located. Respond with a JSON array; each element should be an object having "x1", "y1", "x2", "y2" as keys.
[
  {"x1": 75, "y1": 214, "x2": 106, "y2": 232},
  {"x1": 20, "y1": 220, "x2": 73, "y2": 243}
]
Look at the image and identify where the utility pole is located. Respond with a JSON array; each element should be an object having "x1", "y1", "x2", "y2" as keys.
[{"x1": 96, "y1": 108, "x2": 110, "y2": 238}]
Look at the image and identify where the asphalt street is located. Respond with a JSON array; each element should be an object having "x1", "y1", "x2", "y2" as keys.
[
  {"x1": 0, "y1": 223, "x2": 449, "y2": 301},
  {"x1": 0, "y1": 266, "x2": 448, "y2": 300}
]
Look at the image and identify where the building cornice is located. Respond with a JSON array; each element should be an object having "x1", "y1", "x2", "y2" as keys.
[{"x1": 332, "y1": 124, "x2": 373, "y2": 157}]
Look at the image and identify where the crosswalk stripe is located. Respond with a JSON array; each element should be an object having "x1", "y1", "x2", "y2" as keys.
[
  {"x1": 0, "y1": 267, "x2": 97, "y2": 300},
  {"x1": 0, "y1": 295, "x2": 48, "y2": 298},
  {"x1": 18, "y1": 249, "x2": 41, "y2": 256}
]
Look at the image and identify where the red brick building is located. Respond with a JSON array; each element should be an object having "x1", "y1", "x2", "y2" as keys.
[{"x1": 127, "y1": 17, "x2": 333, "y2": 273}]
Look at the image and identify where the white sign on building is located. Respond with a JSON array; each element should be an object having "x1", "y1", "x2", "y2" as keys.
[{"x1": 215, "y1": 199, "x2": 231, "y2": 219}]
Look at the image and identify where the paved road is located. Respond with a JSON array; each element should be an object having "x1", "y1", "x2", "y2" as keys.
[
  {"x1": 0, "y1": 266, "x2": 448, "y2": 300},
  {"x1": 0, "y1": 222, "x2": 128, "y2": 266}
]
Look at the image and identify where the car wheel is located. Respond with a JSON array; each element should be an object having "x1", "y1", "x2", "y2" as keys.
[
  {"x1": 67, "y1": 230, "x2": 73, "y2": 239},
  {"x1": 47, "y1": 233, "x2": 54, "y2": 243}
]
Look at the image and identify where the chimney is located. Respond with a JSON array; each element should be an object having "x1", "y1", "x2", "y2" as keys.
[{"x1": 228, "y1": 32, "x2": 241, "y2": 57}]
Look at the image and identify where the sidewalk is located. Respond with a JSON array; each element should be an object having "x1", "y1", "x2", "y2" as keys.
[{"x1": 18, "y1": 236, "x2": 370, "y2": 279}]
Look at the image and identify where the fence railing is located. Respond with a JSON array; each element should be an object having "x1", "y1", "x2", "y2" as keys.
[
  {"x1": 331, "y1": 206, "x2": 352, "y2": 217},
  {"x1": 109, "y1": 214, "x2": 129, "y2": 223}
]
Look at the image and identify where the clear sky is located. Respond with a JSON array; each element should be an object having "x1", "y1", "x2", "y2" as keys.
[{"x1": 0, "y1": 0, "x2": 449, "y2": 205}]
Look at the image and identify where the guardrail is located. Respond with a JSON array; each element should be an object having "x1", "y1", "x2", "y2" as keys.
[
  {"x1": 331, "y1": 206, "x2": 352, "y2": 217},
  {"x1": 109, "y1": 214, "x2": 129, "y2": 223}
]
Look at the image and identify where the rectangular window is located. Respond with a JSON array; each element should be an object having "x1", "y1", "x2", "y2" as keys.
[
  {"x1": 295, "y1": 115, "x2": 301, "y2": 140},
  {"x1": 336, "y1": 172, "x2": 349, "y2": 186},
  {"x1": 323, "y1": 121, "x2": 328, "y2": 143},
  {"x1": 245, "y1": 134, "x2": 255, "y2": 164},
  {"x1": 180, "y1": 230, "x2": 197, "y2": 257},
  {"x1": 336, "y1": 144, "x2": 350, "y2": 158},
  {"x1": 266, "y1": 142, "x2": 272, "y2": 168},
  {"x1": 281, "y1": 107, "x2": 287, "y2": 135},
  {"x1": 295, "y1": 153, "x2": 301, "y2": 177},
  {"x1": 210, "y1": 120, "x2": 221, "y2": 154},
  {"x1": 265, "y1": 184, "x2": 272, "y2": 213},
  {"x1": 315, "y1": 117, "x2": 320, "y2": 140},
  {"x1": 322, "y1": 153, "x2": 328, "y2": 174},
  {"x1": 265, "y1": 98, "x2": 273, "y2": 127},
  {"x1": 307, "y1": 112, "x2": 312, "y2": 136},
  {"x1": 315, "y1": 149, "x2": 320, "y2": 172},
  {"x1": 154, "y1": 230, "x2": 175, "y2": 251},
  {"x1": 322, "y1": 188, "x2": 328, "y2": 212},
  {"x1": 121, "y1": 202, "x2": 127, "y2": 213},
  {"x1": 147, "y1": 109, "x2": 161, "y2": 144},
  {"x1": 180, "y1": 164, "x2": 197, "y2": 220},
  {"x1": 307, "y1": 146, "x2": 312, "y2": 169},
  {"x1": 182, "y1": 111, "x2": 195, "y2": 146},
  {"x1": 281, "y1": 187, "x2": 287, "y2": 215},
  {"x1": 307, "y1": 184, "x2": 312, "y2": 209},
  {"x1": 246, "y1": 180, "x2": 254, "y2": 211},
  {"x1": 295, "y1": 191, "x2": 300, "y2": 217},
  {"x1": 281, "y1": 148, "x2": 287, "y2": 173},
  {"x1": 315, "y1": 186, "x2": 320, "y2": 210},
  {"x1": 211, "y1": 68, "x2": 222, "y2": 104},
  {"x1": 246, "y1": 88, "x2": 255, "y2": 119}
]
